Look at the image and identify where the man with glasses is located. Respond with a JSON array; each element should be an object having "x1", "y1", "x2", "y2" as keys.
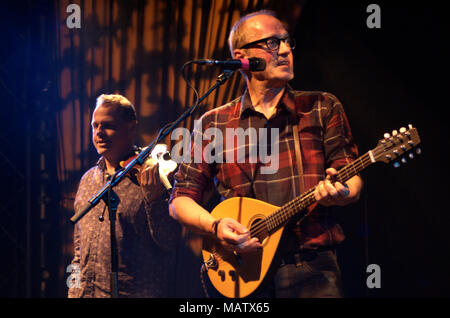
[{"x1": 170, "y1": 10, "x2": 362, "y2": 297}]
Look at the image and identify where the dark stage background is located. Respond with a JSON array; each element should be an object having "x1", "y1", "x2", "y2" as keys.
[{"x1": 0, "y1": 0, "x2": 448, "y2": 298}]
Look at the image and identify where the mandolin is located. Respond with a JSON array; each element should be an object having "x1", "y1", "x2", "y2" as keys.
[{"x1": 202, "y1": 125, "x2": 421, "y2": 298}]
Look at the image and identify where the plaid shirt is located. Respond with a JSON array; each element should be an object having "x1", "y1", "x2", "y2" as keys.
[{"x1": 171, "y1": 86, "x2": 358, "y2": 250}]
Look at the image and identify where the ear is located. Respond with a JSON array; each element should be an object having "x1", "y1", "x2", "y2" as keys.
[{"x1": 233, "y1": 49, "x2": 247, "y2": 60}]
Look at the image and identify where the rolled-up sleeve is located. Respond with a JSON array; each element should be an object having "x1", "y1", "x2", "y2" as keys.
[
  {"x1": 170, "y1": 116, "x2": 214, "y2": 205},
  {"x1": 321, "y1": 93, "x2": 359, "y2": 170}
]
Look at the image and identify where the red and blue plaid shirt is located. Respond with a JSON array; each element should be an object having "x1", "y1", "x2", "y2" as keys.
[{"x1": 171, "y1": 86, "x2": 359, "y2": 249}]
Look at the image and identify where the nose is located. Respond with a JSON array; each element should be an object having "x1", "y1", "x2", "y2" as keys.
[
  {"x1": 278, "y1": 40, "x2": 291, "y2": 55},
  {"x1": 93, "y1": 125, "x2": 106, "y2": 138}
]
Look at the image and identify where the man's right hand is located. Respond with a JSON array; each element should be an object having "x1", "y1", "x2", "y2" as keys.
[
  {"x1": 215, "y1": 218, "x2": 262, "y2": 253},
  {"x1": 169, "y1": 197, "x2": 261, "y2": 253}
]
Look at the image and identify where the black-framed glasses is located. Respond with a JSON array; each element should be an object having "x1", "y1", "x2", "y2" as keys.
[{"x1": 240, "y1": 35, "x2": 296, "y2": 51}]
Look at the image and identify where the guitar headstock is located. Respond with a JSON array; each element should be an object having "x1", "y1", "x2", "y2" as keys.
[{"x1": 373, "y1": 124, "x2": 421, "y2": 167}]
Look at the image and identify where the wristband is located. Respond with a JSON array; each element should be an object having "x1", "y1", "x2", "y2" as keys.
[{"x1": 211, "y1": 218, "x2": 222, "y2": 237}]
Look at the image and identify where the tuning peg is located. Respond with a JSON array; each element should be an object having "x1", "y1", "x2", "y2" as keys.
[
  {"x1": 408, "y1": 124, "x2": 413, "y2": 129},
  {"x1": 393, "y1": 162, "x2": 401, "y2": 168},
  {"x1": 384, "y1": 132, "x2": 391, "y2": 139},
  {"x1": 399, "y1": 127, "x2": 407, "y2": 133},
  {"x1": 392, "y1": 130, "x2": 398, "y2": 136},
  {"x1": 401, "y1": 157, "x2": 407, "y2": 164},
  {"x1": 416, "y1": 148, "x2": 422, "y2": 155},
  {"x1": 409, "y1": 153, "x2": 414, "y2": 159}
]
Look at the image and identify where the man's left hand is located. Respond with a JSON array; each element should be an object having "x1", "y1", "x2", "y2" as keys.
[
  {"x1": 314, "y1": 168, "x2": 352, "y2": 207},
  {"x1": 138, "y1": 158, "x2": 166, "y2": 203}
]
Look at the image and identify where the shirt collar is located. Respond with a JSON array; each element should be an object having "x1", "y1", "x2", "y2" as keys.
[
  {"x1": 96, "y1": 156, "x2": 107, "y2": 172},
  {"x1": 239, "y1": 84, "x2": 298, "y2": 119}
]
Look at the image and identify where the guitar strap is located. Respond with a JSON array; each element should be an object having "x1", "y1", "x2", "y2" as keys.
[{"x1": 292, "y1": 124, "x2": 305, "y2": 196}]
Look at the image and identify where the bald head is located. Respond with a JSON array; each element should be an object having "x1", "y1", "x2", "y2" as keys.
[{"x1": 228, "y1": 10, "x2": 283, "y2": 57}]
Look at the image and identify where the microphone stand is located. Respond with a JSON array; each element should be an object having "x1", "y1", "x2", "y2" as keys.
[
  {"x1": 70, "y1": 67, "x2": 235, "y2": 298},
  {"x1": 105, "y1": 180, "x2": 119, "y2": 298}
]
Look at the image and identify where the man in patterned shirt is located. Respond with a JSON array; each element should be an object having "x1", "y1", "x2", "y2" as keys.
[
  {"x1": 68, "y1": 94, "x2": 180, "y2": 297},
  {"x1": 169, "y1": 11, "x2": 363, "y2": 297}
]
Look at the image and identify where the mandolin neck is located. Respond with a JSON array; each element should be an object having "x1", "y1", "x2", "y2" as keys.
[{"x1": 265, "y1": 151, "x2": 374, "y2": 233}]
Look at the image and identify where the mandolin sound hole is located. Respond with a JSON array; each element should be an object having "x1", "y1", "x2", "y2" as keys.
[{"x1": 249, "y1": 216, "x2": 269, "y2": 244}]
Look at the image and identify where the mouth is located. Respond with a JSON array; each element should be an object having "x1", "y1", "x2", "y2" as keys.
[
  {"x1": 277, "y1": 61, "x2": 290, "y2": 67},
  {"x1": 95, "y1": 140, "x2": 110, "y2": 147}
]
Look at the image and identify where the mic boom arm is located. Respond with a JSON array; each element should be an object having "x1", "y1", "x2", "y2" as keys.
[{"x1": 70, "y1": 66, "x2": 236, "y2": 224}]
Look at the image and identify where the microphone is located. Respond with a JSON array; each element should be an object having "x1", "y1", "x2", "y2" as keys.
[{"x1": 194, "y1": 57, "x2": 266, "y2": 71}]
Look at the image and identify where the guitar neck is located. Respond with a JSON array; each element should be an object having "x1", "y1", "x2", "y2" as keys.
[{"x1": 264, "y1": 151, "x2": 374, "y2": 234}]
